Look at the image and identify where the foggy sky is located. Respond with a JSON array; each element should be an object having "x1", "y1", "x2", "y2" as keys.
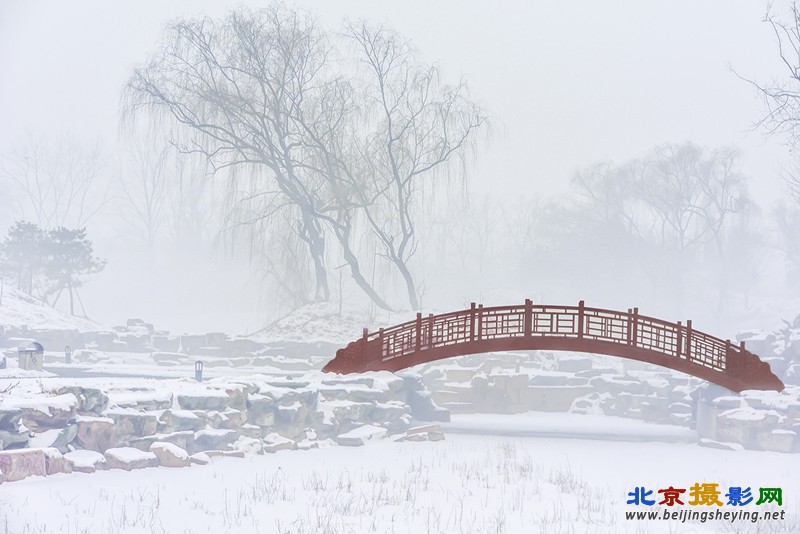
[
  {"x1": 1, "y1": 1, "x2": 790, "y2": 201},
  {"x1": 0, "y1": 1, "x2": 794, "y2": 333}
]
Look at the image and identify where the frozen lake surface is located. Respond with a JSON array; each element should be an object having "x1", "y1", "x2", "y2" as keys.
[{"x1": 1, "y1": 413, "x2": 794, "y2": 534}]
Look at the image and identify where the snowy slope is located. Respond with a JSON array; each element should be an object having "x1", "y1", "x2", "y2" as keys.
[{"x1": 0, "y1": 286, "x2": 99, "y2": 332}]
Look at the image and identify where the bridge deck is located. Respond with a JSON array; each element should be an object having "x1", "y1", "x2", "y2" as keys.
[{"x1": 322, "y1": 301, "x2": 784, "y2": 393}]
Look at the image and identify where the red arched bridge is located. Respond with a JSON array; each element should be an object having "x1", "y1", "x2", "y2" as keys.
[{"x1": 323, "y1": 300, "x2": 784, "y2": 393}]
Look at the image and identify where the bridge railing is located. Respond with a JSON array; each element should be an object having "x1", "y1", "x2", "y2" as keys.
[{"x1": 368, "y1": 300, "x2": 737, "y2": 374}]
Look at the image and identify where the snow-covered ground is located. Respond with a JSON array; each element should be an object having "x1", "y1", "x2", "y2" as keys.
[
  {"x1": 0, "y1": 414, "x2": 794, "y2": 534},
  {"x1": 0, "y1": 288, "x2": 99, "y2": 332}
]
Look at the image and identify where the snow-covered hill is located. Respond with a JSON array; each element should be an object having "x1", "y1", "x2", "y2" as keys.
[{"x1": 0, "y1": 286, "x2": 100, "y2": 332}]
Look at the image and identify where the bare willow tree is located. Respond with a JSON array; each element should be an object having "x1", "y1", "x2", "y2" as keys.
[
  {"x1": 0, "y1": 133, "x2": 106, "y2": 229},
  {"x1": 124, "y1": 6, "x2": 335, "y2": 303},
  {"x1": 124, "y1": 6, "x2": 487, "y2": 311},
  {"x1": 346, "y1": 22, "x2": 488, "y2": 310},
  {"x1": 742, "y1": 3, "x2": 800, "y2": 201}
]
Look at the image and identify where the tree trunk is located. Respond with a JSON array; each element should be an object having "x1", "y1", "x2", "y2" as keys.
[
  {"x1": 297, "y1": 212, "x2": 329, "y2": 302},
  {"x1": 330, "y1": 223, "x2": 393, "y2": 311},
  {"x1": 69, "y1": 281, "x2": 75, "y2": 316},
  {"x1": 394, "y1": 258, "x2": 420, "y2": 310}
]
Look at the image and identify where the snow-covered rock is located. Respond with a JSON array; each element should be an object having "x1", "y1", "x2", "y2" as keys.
[
  {"x1": 150, "y1": 441, "x2": 191, "y2": 468},
  {"x1": 0, "y1": 448, "x2": 46, "y2": 481},
  {"x1": 105, "y1": 409, "x2": 158, "y2": 439},
  {"x1": 5, "y1": 394, "x2": 78, "y2": 429},
  {"x1": 29, "y1": 425, "x2": 77, "y2": 453},
  {"x1": 64, "y1": 450, "x2": 108, "y2": 473},
  {"x1": 335, "y1": 424, "x2": 387, "y2": 446},
  {"x1": 104, "y1": 447, "x2": 159, "y2": 471},
  {"x1": 262, "y1": 433, "x2": 296, "y2": 453},
  {"x1": 697, "y1": 438, "x2": 744, "y2": 451},
  {"x1": 0, "y1": 428, "x2": 29, "y2": 450},
  {"x1": 189, "y1": 452, "x2": 210, "y2": 465},
  {"x1": 232, "y1": 436, "x2": 263, "y2": 455},
  {"x1": 177, "y1": 391, "x2": 230, "y2": 411},
  {"x1": 0, "y1": 407, "x2": 22, "y2": 431},
  {"x1": 57, "y1": 386, "x2": 108, "y2": 413},
  {"x1": 246, "y1": 394, "x2": 276, "y2": 427},
  {"x1": 42, "y1": 448, "x2": 70, "y2": 475},
  {"x1": 159, "y1": 409, "x2": 204, "y2": 432},
  {"x1": 755, "y1": 429, "x2": 796, "y2": 453},
  {"x1": 192, "y1": 428, "x2": 239, "y2": 453},
  {"x1": 108, "y1": 388, "x2": 172, "y2": 411},
  {"x1": 75, "y1": 416, "x2": 117, "y2": 452}
]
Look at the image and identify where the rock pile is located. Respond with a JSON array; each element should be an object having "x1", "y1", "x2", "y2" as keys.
[{"x1": 0, "y1": 371, "x2": 449, "y2": 483}]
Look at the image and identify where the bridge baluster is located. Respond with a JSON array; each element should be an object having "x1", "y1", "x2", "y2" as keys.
[
  {"x1": 470, "y1": 303, "x2": 476, "y2": 342},
  {"x1": 631, "y1": 308, "x2": 639, "y2": 346},
  {"x1": 578, "y1": 300, "x2": 585, "y2": 339},
  {"x1": 676, "y1": 321, "x2": 682, "y2": 359},
  {"x1": 725, "y1": 339, "x2": 731, "y2": 370},
  {"x1": 524, "y1": 299, "x2": 533, "y2": 337},
  {"x1": 427, "y1": 313, "x2": 434, "y2": 350},
  {"x1": 416, "y1": 313, "x2": 422, "y2": 353},
  {"x1": 686, "y1": 320, "x2": 693, "y2": 362},
  {"x1": 477, "y1": 304, "x2": 484, "y2": 341}
]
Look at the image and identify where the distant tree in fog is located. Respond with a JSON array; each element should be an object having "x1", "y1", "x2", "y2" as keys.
[
  {"x1": 117, "y1": 137, "x2": 170, "y2": 253},
  {"x1": 775, "y1": 202, "x2": 800, "y2": 286},
  {"x1": 0, "y1": 221, "x2": 105, "y2": 316},
  {"x1": 531, "y1": 143, "x2": 758, "y2": 318},
  {"x1": 123, "y1": 5, "x2": 487, "y2": 312},
  {"x1": 0, "y1": 134, "x2": 107, "y2": 229},
  {"x1": 41, "y1": 227, "x2": 106, "y2": 317},
  {"x1": 0, "y1": 221, "x2": 44, "y2": 295}
]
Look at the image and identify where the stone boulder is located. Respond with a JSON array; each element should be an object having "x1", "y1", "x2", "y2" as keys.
[
  {"x1": 0, "y1": 428, "x2": 29, "y2": 450},
  {"x1": 108, "y1": 389, "x2": 172, "y2": 411},
  {"x1": 150, "y1": 441, "x2": 191, "y2": 468},
  {"x1": 231, "y1": 436, "x2": 263, "y2": 456},
  {"x1": 0, "y1": 448, "x2": 46, "y2": 481},
  {"x1": 64, "y1": 450, "x2": 109, "y2": 473},
  {"x1": 177, "y1": 391, "x2": 230, "y2": 411},
  {"x1": 104, "y1": 447, "x2": 159, "y2": 471},
  {"x1": 105, "y1": 409, "x2": 158, "y2": 440},
  {"x1": 16, "y1": 394, "x2": 79, "y2": 430},
  {"x1": 189, "y1": 452, "x2": 211, "y2": 465},
  {"x1": 72, "y1": 349, "x2": 110, "y2": 364},
  {"x1": 335, "y1": 424, "x2": 387, "y2": 447},
  {"x1": 75, "y1": 416, "x2": 117, "y2": 452},
  {"x1": 246, "y1": 394, "x2": 276, "y2": 427},
  {"x1": 159, "y1": 410, "x2": 205, "y2": 432},
  {"x1": 192, "y1": 429, "x2": 239, "y2": 453},
  {"x1": 400, "y1": 376, "x2": 450, "y2": 422},
  {"x1": 57, "y1": 387, "x2": 109, "y2": 414},
  {"x1": 151, "y1": 336, "x2": 181, "y2": 353},
  {"x1": 43, "y1": 448, "x2": 71, "y2": 475},
  {"x1": 755, "y1": 429, "x2": 796, "y2": 453},
  {"x1": 209, "y1": 384, "x2": 248, "y2": 411},
  {"x1": 130, "y1": 431, "x2": 194, "y2": 452},
  {"x1": 369, "y1": 402, "x2": 411, "y2": 423},
  {"x1": 0, "y1": 407, "x2": 23, "y2": 431},
  {"x1": 29, "y1": 424, "x2": 77, "y2": 453},
  {"x1": 262, "y1": 433, "x2": 296, "y2": 453},
  {"x1": 344, "y1": 386, "x2": 387, "y2": 403}
]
